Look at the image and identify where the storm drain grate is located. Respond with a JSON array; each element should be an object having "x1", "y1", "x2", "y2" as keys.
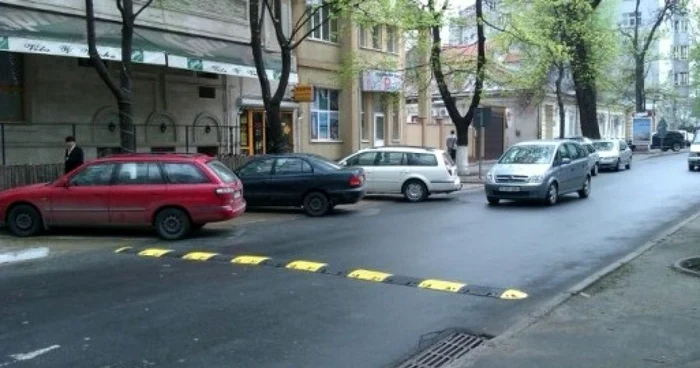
[{"x1": 395, "y1": 331, "x2": 488, "y2": 368}]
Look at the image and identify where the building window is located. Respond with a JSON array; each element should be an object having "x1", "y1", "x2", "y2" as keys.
[
  {"x1": 674, "y1": 72, "x2": 689, "y2": 86},
  {"x1": 623, "y1": 12, "x2": 641, "y2": 27},
  {"x1": 199, "y1": 86, "x2": 216, "y2": 99},
  {"x1": 0, "y1": 53, "x2": 23, "y2": 121},
  {"x1": 359, "y1": 26, "x2": 367, "y2": 47},
  {"x1": 673, "y1": 46, "x2": 689, "y2": 60},
  {"x1": 371, "y1": 25, "x2": 382, "y2": 50},
  {"x1": 308, "y1": 1, "x2": 338, "y2": 43},
  {"x1": 386, "y1": 26, "x2": 398, "y2": 53},
  {"x1": 674, "y1": 19, "x2": 689, "y2": 32},
  {"x1": 392, "y1": 101, "x2": 400, "y2": 141},
  {"x1": 311, "y1": 88, "x2": 340, "y2": 140}
]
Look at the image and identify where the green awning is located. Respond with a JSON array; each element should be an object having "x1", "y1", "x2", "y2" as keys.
[{"x1": 0, "y1": 5, "x2": 297, "y2": 81}]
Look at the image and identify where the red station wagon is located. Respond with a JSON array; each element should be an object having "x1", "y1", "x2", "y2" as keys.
[{"x1": 0, "y1": 153, "x2": 246, "y2": 240}]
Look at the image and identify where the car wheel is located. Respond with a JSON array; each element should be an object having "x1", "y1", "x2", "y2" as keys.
[
  {"x1": 578, "y1": 176, "x2": 591, "y2": 199},
  {"x1": 487, "y1": 196, "x2": 500, "y2": 205},
  {"x1": 544, "y1": 183, "x2": 558, "y2": 206},
  {"x1": 614, "y1": 159, "x2": 621, "y2": 172},
  {"x1": 155, "y1": 208, "x2": 192, "y2": 240},
  {"x1": 7, "y1": 204, "x2": 43, "y2": 237},
  {"x1": 672, "y1": 143, "x2": 681, "y2": 152},
  {"x1": 625, "y1": 158, "x2": 631, "y2": 170},
  {"x1": 303, "y1": 191, "x2": 330, "y2": 217},
  {"x1": 591, "y1": 163, "x2": 599, "y2": 176},
  {"x1": 402, "y1": 179, "x2": 428, "y2": 202},
  {"x1": 689, "y1": 164, "x2": 695, "y2": 172}
]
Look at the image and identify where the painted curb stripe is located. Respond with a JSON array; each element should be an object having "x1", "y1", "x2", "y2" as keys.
[
  {"x1": 182, "y1": 252, "x2": 218, "y2": 261},
  {"x1": 116, "y1": 247, "x2": 528, "y2": 300},
  {"x1": 347, "y1": 269, "x2": 392, "y2": 282},
  {"x1": 285, "y1": 260, "x2": 327, "y2": 272}
]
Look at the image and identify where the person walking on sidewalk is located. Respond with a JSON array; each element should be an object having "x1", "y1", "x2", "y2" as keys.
[
  {"x1": 64, "y1": 135, "x2": 84, "y2": 174},
  {"x1": 446, "y1": 130, "x2": 457, "y2": 161}
]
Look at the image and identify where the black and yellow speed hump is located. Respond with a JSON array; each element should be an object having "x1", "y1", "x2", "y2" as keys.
[{"x1": 114, "y1": 247, "x2": 528, "y2": 300}]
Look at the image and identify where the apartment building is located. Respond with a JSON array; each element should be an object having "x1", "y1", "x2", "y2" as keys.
[
  {"x1": 0, "y1": 0, "x2": 300, "y2": 164},
  {"x1": 291, "y1": 2, "x2": 405, "y2": 160}
]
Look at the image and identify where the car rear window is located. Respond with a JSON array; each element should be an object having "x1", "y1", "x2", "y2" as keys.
[
  {"x1": 408, "y1": 153, "x2": 438, "y2": 166},
  {"x1": 206, "y1": 160, "x2": 239, "y2": 183},
  {"x1": 442, "y1": 152, "x2": 455, "y2": 166}
]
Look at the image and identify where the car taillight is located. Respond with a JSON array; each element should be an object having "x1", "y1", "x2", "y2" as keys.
[
  {"x1": 349, "y1": 174, "x2": 363, "y2": 187},
  {"x1": 216, "y1": 187, "x2": 242, "y2": 199}
]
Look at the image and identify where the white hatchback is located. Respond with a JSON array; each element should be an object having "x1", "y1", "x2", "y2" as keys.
[{"x1": 338, "y1": 146, "x2": 462, "y2": 202}]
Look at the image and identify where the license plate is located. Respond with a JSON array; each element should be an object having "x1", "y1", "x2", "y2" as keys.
[{"x1": 499, "y1": 187, "x2": 520, "y2": 192}]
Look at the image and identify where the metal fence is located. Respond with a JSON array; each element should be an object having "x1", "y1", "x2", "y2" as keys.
[
  {"x1": 0, "y1": 122, "x2": 237, "y2": 166},
  {"x1": 0, "y1": 154, "x2": 250, "y2": 192}
]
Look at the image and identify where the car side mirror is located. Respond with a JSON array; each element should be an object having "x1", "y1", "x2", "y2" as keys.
[
  {"x1": 56, "y1": 179, "x2": 70, "y2": 188},
  {"x1": 561, "y1": 157, "x2": 572, "y2": 165}
]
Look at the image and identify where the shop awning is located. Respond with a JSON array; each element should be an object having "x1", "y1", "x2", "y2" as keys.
[{"x1": 0, "y1": 5, "x2": 297, "y2": 82}]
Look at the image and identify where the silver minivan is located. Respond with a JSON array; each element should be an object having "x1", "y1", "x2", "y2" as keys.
[{"x1": 484, "y1": 140, "x2": 591, "y2": 206}]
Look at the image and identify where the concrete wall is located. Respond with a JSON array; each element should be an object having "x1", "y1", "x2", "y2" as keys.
[{"x1": 1, "y1": 53, "x2": 257, "y2": 164}]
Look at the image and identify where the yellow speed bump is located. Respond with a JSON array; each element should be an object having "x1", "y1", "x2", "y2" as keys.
[
  {"x1": 182, "y1": 252, "x2": 218, "y2": 261},
  {"x1": 114, "y1": 246, "x2": 133, "y2": 253},
  {"x1": 138, "y1": 248, "x2": 173, "y2": 257},
  {"x1": 500, "y1": 289, "x2": 529, "y2": 300},
  {"x1": 418, "y1": 279, "x2": 466, "y2": 293},
  {"x1": 347, "y1": 269, "x2": 392, "y2": 282},
  {"x1": 231, "y1": 255, "x2": 270, "y2": 265},
  {"x1": 285, "y1": 260, "x2": 327, "y2": 272}
]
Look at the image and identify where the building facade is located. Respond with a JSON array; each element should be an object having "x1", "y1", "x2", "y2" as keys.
[
  {"x1": 0, "y1": 0, "x2": 304, "y2": 165},
  {"x1": 291, "y1": 3, "x2": 405, "y2": 160}
]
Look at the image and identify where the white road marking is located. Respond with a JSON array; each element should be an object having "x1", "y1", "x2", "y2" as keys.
[
  {"x1": 0, "y1": 345, "x2": 61, "y2": 366},
  {"x1": 0, "y1": 247, "x2": 50, "y2": 265}
]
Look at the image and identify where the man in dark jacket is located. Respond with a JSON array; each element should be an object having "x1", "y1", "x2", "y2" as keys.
[{"x1": 64, "y1": 136, "x2": 84, "y2": 174}]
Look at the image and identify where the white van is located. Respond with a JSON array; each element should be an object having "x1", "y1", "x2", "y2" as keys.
[{"x1": 338, "y1": 146, "x2": 462, "y2": 202}]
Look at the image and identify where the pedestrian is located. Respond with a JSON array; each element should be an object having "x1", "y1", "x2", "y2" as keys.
[
  {"x1": 446, "y1": 130, "x2": 457, "y2": 161},
  {"x1": 64, "y1": 136, "x2": 84, "y2": 174}
]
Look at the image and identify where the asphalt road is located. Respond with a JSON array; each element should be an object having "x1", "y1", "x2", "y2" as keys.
[{"x1": 2, "y1": 153, "x2": 699, "y2": 368}]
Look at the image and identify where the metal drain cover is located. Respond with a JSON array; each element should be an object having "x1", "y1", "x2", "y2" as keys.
[{"x1": 395, "y1": 331, "x2": 488, "y2": 368}]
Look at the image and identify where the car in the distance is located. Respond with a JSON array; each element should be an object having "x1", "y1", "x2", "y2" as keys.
[
  {"x1": 557, "y1": 137, "x2": 599, "y2": 176},
  {"x1": 592, "y1": 139, "x2": 632, "y2": 172},
  {"x1": 0, "y1": 153, "x2": 246, "y2": 240},
  {"x1": 234, "y1": 153, "x2": 365, "y2": 216},
  {"x1": 687, "y1": 134, "x2": 700, "y2": 171},
  {"x1": 650, "y1": 131, "x2": 685, "y2": 152},
  {"x1": 338, "y1": 146, "x2": 461, "y2": 202},
  {"x1": 484, "y1": 140, "x2": 591, "y2": 206}
]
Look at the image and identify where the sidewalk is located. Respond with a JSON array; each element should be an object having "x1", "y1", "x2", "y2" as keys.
[{"x1": 458, "y1": 213, "x2": 700, "y2": 368}]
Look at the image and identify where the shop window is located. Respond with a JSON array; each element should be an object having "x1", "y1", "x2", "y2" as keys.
[
  {"x1": 311, "y1": 88, "x2": 340, "y2": 141},
  {"x1": 0, "y1": 53, "x2": 23, "y2": 121},
  {"x1": 199, "y1": 86, "x2": 216, "y2": 99}
]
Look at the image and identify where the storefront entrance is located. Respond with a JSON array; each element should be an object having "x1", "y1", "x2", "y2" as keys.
[{"x1": 239, "y1": 109, "x2": 294, "y2": 155}]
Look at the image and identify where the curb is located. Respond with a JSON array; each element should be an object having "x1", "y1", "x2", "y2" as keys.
[
  {"x1": 451, "y1": 208, "x2": 700, "y2": 368},
  {"x1": 0, "y1": 247, "x2": 50, "y2": 266}
]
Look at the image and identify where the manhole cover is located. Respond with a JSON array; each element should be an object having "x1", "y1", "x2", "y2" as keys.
[
  {"x1": 395, "y1": 331, "x2": 489, "y2": 368},
  {"x1": 673, "y1": 256, "x2": 700, "y2": 277}
]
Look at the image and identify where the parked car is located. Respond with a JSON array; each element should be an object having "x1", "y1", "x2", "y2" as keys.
[
  {"x1": 0, "y1": 153, "x2": 246, "y2": 240},
  {"x1": 688, "y1": 134, "x2": 700, "y2": 171},
  {"x1": 484, "y1": 140, "x2": 591, "y2": 206},
  {"x1": 581, "y1": 142, "x2": 600, "y2": 176},
  {"x1": 592, "y1": 139, "x2": 632, "y2": 171},
  {"x1": 234, "y1": 154, "x2": 366, "y2": 216},
  {"x1": 650, "y1": 131, "x2": 685, "y2": 152},
  {"x1": 338, "y1": 146, "x2": 461, "y2": 202}
]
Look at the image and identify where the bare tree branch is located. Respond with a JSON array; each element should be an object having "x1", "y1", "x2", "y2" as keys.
[
  {"x1": 116, "y1": 0, "x2": 125, "y2": 15},
  {"x1": 134, "y1": 0, "x2": 155, "y2": 18},
  {"x1": 87, "y1": 0, "x2": 122, "y2": 99},
  {"x1": 289, "y1": 3, "x2": 329, "y2": 43}
]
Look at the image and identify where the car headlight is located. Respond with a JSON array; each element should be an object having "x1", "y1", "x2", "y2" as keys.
[
  {"x1": 528, "y1": 175, "x2": 544, "y2": 183},
  {"x1": 486, "y1": 171, "x2": 495, "y2": 183}
]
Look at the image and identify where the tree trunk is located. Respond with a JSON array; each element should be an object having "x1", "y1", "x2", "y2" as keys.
[
  {"x1": 119, "y1": 1, "x2": 136, "y2": 152},
  {"x1": 556, "y1": 66, "x2": 566, "y2": 138},
  {"x1": 570, "y1": 38, "x2": 601, "y2": 139},
  {"x1": 635, "y1": 54, "x2": 645, "y2": 113}
]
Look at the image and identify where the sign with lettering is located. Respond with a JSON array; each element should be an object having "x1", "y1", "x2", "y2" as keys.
[
  {"x1": 167, "y1": 54, "x2": 297, "y2": 82},
  {"x1": 361, "y1": 70, "x2": 403, "y2": 92},
  {"x1": 293, "y1": 85, "x2": 314, "y2": 102},
  {"x1": 1, "y1": 37, "x2": 166, "y2": 64}
]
